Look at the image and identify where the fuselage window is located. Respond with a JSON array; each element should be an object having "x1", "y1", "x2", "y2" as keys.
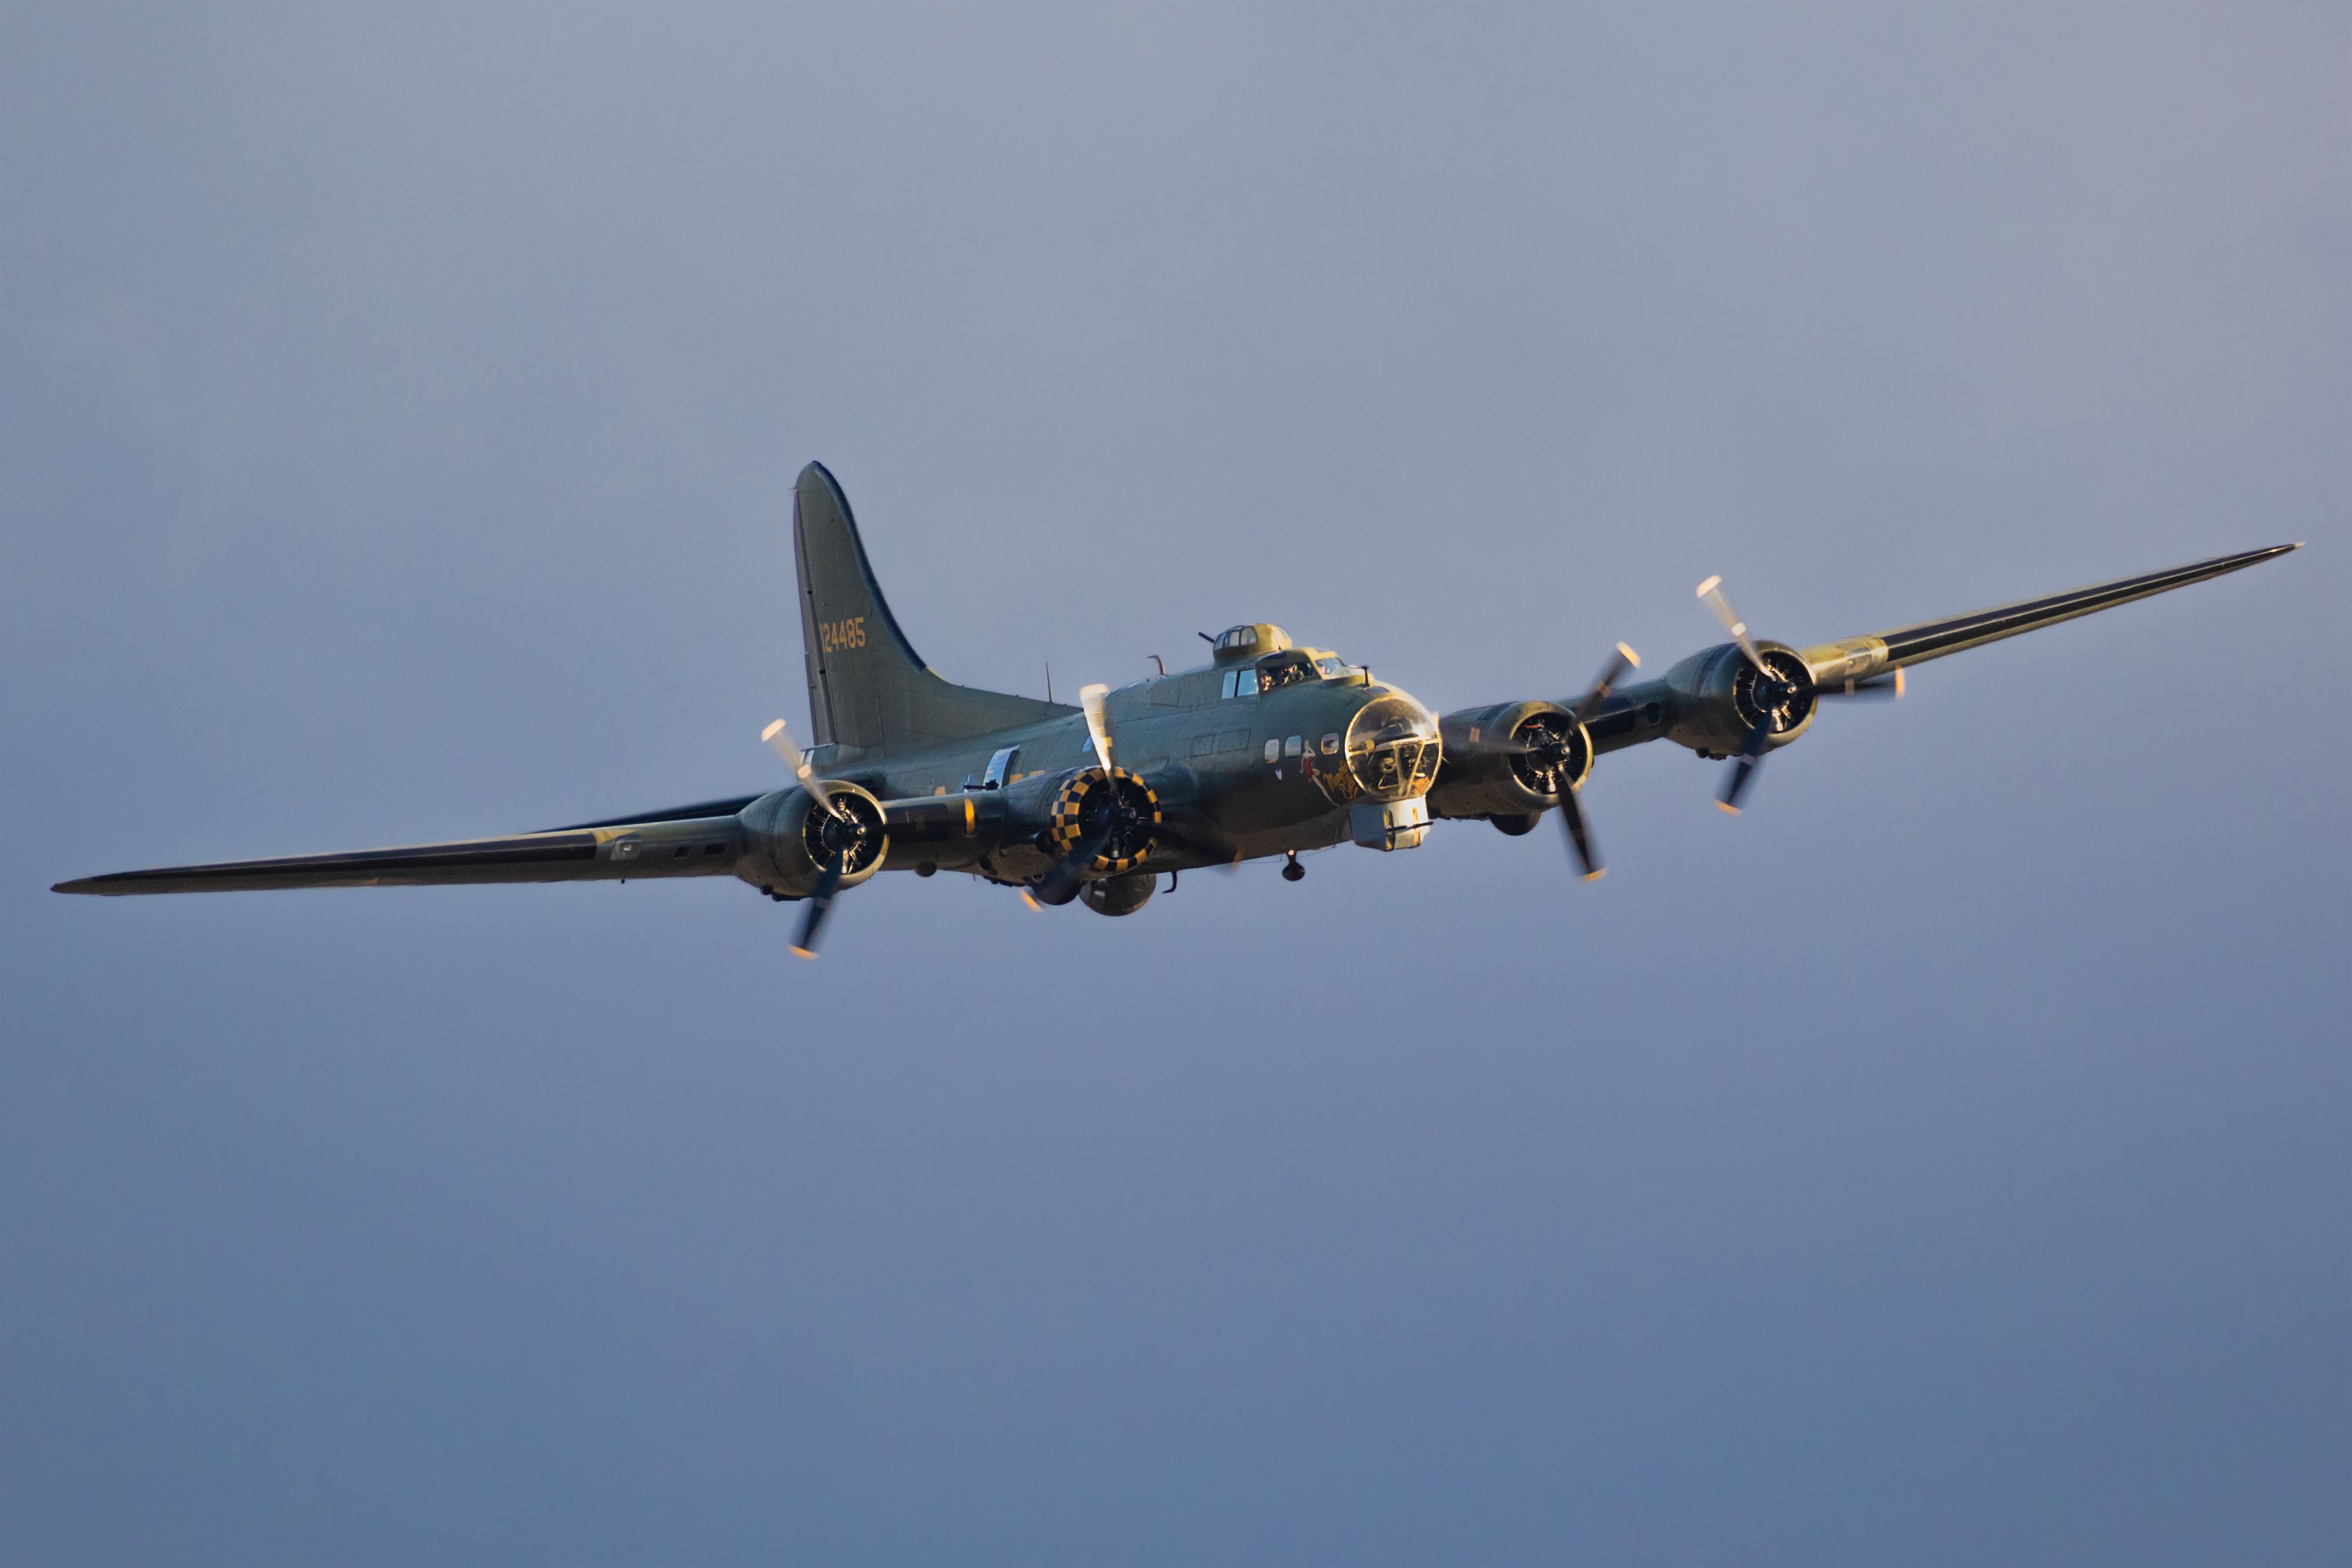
[
  {"x1": 1284, "y1": 735, "x2": 1302, "y2": 757},
  {"x1": 1263, "y1": 739, "x2": 1280, "y2": 763}
]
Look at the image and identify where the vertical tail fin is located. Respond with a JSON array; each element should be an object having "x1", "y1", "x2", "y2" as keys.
[{"x1": 793, "y1": 463, "x2": 1068, "y2": 757}]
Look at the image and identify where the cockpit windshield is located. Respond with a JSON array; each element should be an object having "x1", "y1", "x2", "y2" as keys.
[
  {"x1": 1254, "y1": 651, "x2": 1318, "y2": 691},
  {"x1": 1345, "y1": 692, "x2": 1442, "y2": 801}
]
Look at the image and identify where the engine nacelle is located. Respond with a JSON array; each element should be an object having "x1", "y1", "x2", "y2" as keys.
[
  {"x1": 947, "y1": 765, "x2": 1169, "y2": 887},
  {"x1": 739, "y1": 782, "x2": 889, "y2": 898},
  {"x1": 1657, "y1": 640, "x2": 1818, "y2": 757},
  {"x1": 1428, "y1": 700, "x2": 1591, "y2": 820}
]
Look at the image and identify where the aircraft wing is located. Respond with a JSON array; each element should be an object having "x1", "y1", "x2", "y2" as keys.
[
  {"x1": 1799, "y1": 543, "x2": 2298, "y2": 686},
  {"x1": 52, "y1": 807, "x2": 754, "y2": 896}
]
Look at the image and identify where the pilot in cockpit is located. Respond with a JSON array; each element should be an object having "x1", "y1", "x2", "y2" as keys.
[{"x1": 1255, "y1": 651, "x2": 1318, "y2": 691}]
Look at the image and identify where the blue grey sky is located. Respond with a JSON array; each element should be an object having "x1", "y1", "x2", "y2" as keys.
[{"x1": 4, "y1": 6, "x2": 2347, "y2": 1563}]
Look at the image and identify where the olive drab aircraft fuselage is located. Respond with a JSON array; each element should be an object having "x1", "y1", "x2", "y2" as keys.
[{"x1": 56, "y1": 462, "x2": 2301, "y2": 957}]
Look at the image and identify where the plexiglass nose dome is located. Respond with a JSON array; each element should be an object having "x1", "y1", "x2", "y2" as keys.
[{"x1": 1344, "y1": 691, "x2": 1442, "y2": 801}]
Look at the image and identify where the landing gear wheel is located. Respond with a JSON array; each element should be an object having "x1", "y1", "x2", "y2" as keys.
[{"x1": 1281, "y1": 852, "x2": 1305, "y2": 883}]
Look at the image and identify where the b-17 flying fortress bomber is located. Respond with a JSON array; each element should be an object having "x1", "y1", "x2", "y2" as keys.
[{"x1": 56, "y1": 463, "x2": 2300, "y2": 956}]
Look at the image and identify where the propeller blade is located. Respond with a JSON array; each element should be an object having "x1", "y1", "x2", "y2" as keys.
[
  {"x1": 1569, "y1": 643, "x2": 1641, "y2": 726},
  {"x1": 1551, "y1": 643, "x2": 1636, "y2": 880},
  {"x1": 790, "y1": 851, "x2": 846, "y2": 958},
  {"x1": 1819, "y1": 668, "x2": 1906, "y2": 700},
  {"x1": 1079, "y1": 684, "x2": 1115, "y2": 775},
  {"x1": 1716, "y1": 724, "x2": 1770, "y2": 814},
  {"x1": 1027, "y1": 817, "x2": 1114, "y2": 908},
  {"x1": 761, "y1": 718, "x2": 843, "y2": 820},
  {"x1": 1696, "y1": 577, "x2": 1769, "y2": 675},
  {"x1": 1558, "y1": 785, "x2": 1603, "y2": 881}
]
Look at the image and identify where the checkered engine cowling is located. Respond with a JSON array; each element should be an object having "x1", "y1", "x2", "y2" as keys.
[{"x1": 1046, "y1": 768, "x2": 1161, "y2": 877}]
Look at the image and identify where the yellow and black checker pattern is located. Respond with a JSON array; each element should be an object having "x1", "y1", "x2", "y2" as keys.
[{"x1": 1048, "y1": 768, "x2": 1161, "y2": 875}]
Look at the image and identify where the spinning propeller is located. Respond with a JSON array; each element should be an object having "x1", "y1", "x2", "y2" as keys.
[
  {"x1": 1556, "y1": 641, "x2": 1641, "y2": 878},
  {"x1": 762, "y1": 718, "x2": 843, "y2": 823},
  {"x1": 1081, "y1": 682, "x2": 1115, "y2": 776},
  {"x1": 1462, "y1": 643, "x2": 1640, "y2": 881},
  {"x1": 1023, "y1": 683, "x2": 1172, "y2": 907},
  {"x1": 1509, "y1": 643, "x2": 1641, "y2": 880},
  {"x1": 760, "y1": 716, "x2": 878, "y2": 958},
  {"x1": 1695, "y1": 576, "x2": 1902, "y2": 814}
]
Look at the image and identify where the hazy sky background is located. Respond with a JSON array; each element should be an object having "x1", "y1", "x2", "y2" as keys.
[{"x1": 4, "y1": 6, "x2": 2347, "y2": 1563}]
